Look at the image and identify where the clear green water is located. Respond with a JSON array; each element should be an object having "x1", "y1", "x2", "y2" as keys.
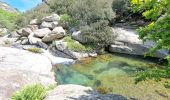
[{"x1": 55, "y1": 54, "x2": 170, "y2": 100}]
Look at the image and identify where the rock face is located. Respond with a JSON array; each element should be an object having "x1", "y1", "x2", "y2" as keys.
[
  {"x1": 109, "y1": 27, "x2": 168, "y2": 58},
  {"x1": 45, "y1": 84, "x2": 129, "y2": 100},
  {"x1": 0, "y1": 47, "x2": 55, "y2": 99}
]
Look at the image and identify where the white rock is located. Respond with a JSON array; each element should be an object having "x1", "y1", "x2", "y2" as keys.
[
  {"x1": 55, "y1": 41, "x2": 67, "y2": 51},
  {"x1": 52, "y1": 21, "x2": 59, "y2": 29},
  {"x1": 42, "y1": 27, "x2": 66, "y2": 42},
  {"x1": 40, "y1": 21, "x2": 53, "y2": 29},
  {"x1": 0, "y1": 47, "x2": 55, "y2": 99},
  {"x1": 42, "y1": 14, "x2": 60, "y2": 22},
  {"x1": 27, "y1": 25, "x2": 39, "y2": 31},
  {"x1": 45, "y1": 84, "x2": 128, "y2": 100},
  {"x1": 22, "y1": 28, "x2": 32, "y2": 36},
  {"x1": 28, "y1": 32, "x2": 42, "y2": 44},
  {"x1": 34, "y1": 28, "x2": 51, "y2": 38},
  {"x1": 30, "y1": 19, "x2": 39, "y2": 25},
  {"x1": 72, "y1": 31, "x2": 88, "y2": 43}
]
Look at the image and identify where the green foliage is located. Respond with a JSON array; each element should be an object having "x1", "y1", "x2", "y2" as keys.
[
  {"x1": 112, "y1": 0, "x2": 131, "y2": 16},
  {"x1": 64, "y1": 36, "x2": 93, "y2": 52},
  {"x1": 0, "y1": 9, "x2": 18, "y2": 31},
  {"x1": 81, "y1": 20, "x2": 117, "y2": 48},
  {"x1": 96, "y1": 86, "x2": 111, "y2": 94},
  {"x1": 50, "y1": 0, "x2": 116, "y2": 49},
  {"x1": 60, "y1": 14, "x2": 78, "y2": 28},
  {"x1": 132, "y1": 0, "x2": 170, "y2": 87},
  {"x1": 27, "y1": 47, "x2": 43, "y2": 53},
  {"x1": 49, "y1": 0, "x2": 76, "y2": 15},
  {"x1": 12, "y1": 84, "x2": 47, "y2": 100}
]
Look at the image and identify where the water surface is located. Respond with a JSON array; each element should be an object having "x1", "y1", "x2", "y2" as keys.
[{"x1": 55, "y1": 54, "x2": 170, "y2": 100}]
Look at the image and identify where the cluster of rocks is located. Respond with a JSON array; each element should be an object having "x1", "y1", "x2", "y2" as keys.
[{"x1": 13, "y1": 14, "x2": 97, "y2": 59}]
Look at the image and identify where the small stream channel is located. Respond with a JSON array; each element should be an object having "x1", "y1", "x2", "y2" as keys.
[{"x1": 55, "y1": 54, "x2": 170, "y2": 100}]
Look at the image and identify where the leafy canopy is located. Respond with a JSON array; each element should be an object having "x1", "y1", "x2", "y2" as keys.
[{"x1": 132, "y1": 0, "x2": 170, "y2": 86}]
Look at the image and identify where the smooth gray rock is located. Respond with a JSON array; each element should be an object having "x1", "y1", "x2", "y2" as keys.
[
  {"x1": 40, "y1": 21, "x2": 53, "y2": 29},
  {"x1": 22, "y1": 28, "x2": 32, "y2": 36},
  {"x1": 42, "y1": 14, "x2": 60, "y2": 22},
  {"x1": 71, "y1": 31, "x2": 91, "y2": 43},
  {"x1": 0, "y1": 28, "x2": 7, "y2": 36},
  {"x1": 30, "y1": 19, "x2": 39, "y2": 25},
  {"x1": 0, "y1": 47, "x2": 55, "y2": 100},
  {"x1": 27, "y1": 25, "x2": 39, "y2": 31},
  {"x1": 109, "y1": 27, "x2": 169, "y2": 58},
  {"x1": 28, "y1": 32, "x2": 42, "y2": 44},
  {"x1": 34, "y1": 28, "x2": 51, "y2": 38},
  {"x1": 42, "y1": 27, "x2": 66, "y2": 42},
  {"x1": 45, "y1": 84, "x2": 129, "y2": 100}
]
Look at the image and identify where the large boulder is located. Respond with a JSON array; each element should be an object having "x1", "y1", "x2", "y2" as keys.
[
  {"x1": 0, "y1": 47, "x2": 55, "y2": 99},
  {"x1": 0, "y1": 28, "x2": 8, "y2": 36},
  {"x1": 40, "y1": 21, "x2": 53, "y2": 29},
  {"x1": 42, "y1": 14, "x2": 60, "y2": 22},
  {"x1": 72, "y1": 31, "x2": 88, "y2": 43},
  {"x1": 109, "y1": 27, "x2": 169, "y2": 58},
  {"x1": 52, "y1": 41, "x2": 89, "y2": 59},
  {"x1": 34, "y1": 28, "x2": 51, "y2": 38},
  {"x1": 27, "y1": 25, "x2": 39, "y2": 31},
  {"x1": 42, "y1": 27, "x2": 66, "y2": 42},
  {"x1": 22, "y1": 28, "x2": 32, "y2": 36},
  {"x1": 30, "y1": 19, "x2": 39, "y2": 25},
  {"x1": 45, "y1": 84, "x2": 128, "y2": 100},
  {"x1": 28, "y1": 32, "x2": 42, "y2": 44}
]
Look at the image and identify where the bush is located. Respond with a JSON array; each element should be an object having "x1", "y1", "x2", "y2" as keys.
[
  {"x1": 0, "y1": 9, "x2": 18, "y2": 31},
  {"x1": 112, "y1": 0, "x2": 131, "y2": 17},
  {"x1": 64, "y1": 36, "x2": 93, "y2": 52},
  {"x1": 69, "y1": 0, "x2": 115, "y2": 26},
  {"x1": 12, "y1": 84, "x2": 47, "y2": 100},
  {"x1": 81, "y1": 20, "x2": 117, "y2": 49}
]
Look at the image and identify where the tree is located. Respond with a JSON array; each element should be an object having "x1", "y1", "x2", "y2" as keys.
[{"x1": 132, "y1": 0, "x2": 170, "y2": 87}]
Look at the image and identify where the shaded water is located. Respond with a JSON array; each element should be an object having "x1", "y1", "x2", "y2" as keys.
[{"x1": 55, "y1": 54, "x2": 170, "y2": 100}]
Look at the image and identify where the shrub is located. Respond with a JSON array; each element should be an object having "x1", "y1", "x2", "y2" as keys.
[
  {"x1": 64, "y1": 36, "x2": 93, "y2": 52},
  {"x1": 96, "y1": 86, "x2": 110, "y2": 94},
  {"x1": 112, "y1": 0, "x2": 131, "y2": 17},
  {"x1": 12, "y1": 84, "x2": 47, "y2": 100},
  {"x1": 0, "y1": 9, "x2": 18, "y2": 31},
  {"x1": 69, "y1": 0, "x2": 115, "y2": 26},
  {"x1": 81, "y1": 20, "x2": 117, "y2": 49},
  {"x1": 27, "y1": 47, "x2": 43, "y2": 53}
]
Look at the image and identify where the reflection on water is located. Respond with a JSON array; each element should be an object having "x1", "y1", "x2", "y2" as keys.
[{"x1": 55, "y1": 54, "x2": 170, "y2": 100}]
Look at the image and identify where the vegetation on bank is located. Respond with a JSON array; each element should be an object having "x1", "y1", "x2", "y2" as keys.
[
  {"x1": 12, "y1": 84, "x2": 56, "y2": 100},
  {"x1": 0, "y1": 9, "x2": 18, "y2": 31},
  {"x1": 64, "y1": 36, "x2": 93, "y2": 52}
]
